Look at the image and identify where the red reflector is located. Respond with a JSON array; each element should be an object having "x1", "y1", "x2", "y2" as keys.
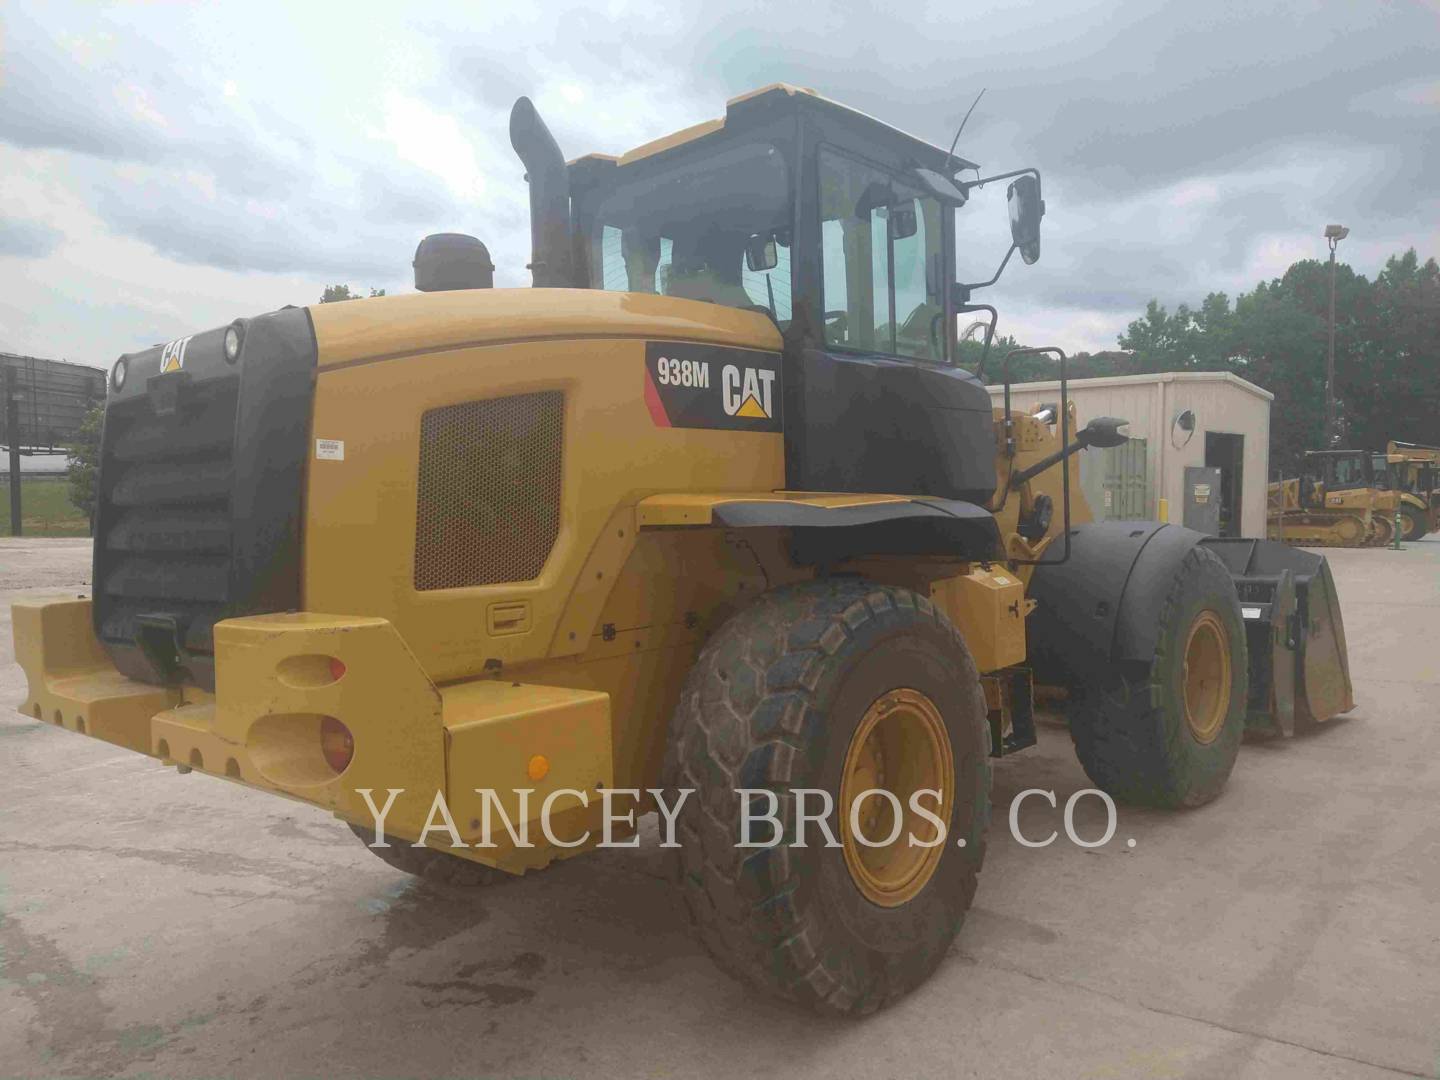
[
  {"x1": 328, "y1": 657, "x2": 347, "y2": 682},
  {"x1": 320, "y1": 716, "x2": 354, "y2": 774}
]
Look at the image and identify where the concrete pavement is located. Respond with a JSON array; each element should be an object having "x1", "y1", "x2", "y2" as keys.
[{"x1": 2, "y1": 536, "x2": 1437, "y2": 1079}]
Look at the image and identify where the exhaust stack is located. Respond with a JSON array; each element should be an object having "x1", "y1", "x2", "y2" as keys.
[{"x1": 509, "y1": 97, "x2": 575, "y2": 288}]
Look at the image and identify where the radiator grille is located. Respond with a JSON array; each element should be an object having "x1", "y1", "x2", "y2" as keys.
[
  {"x1": 95, "y1": 380, "x2": 239, "y2": 658},
  {"x1": 414, "y1": 391, "x2": 564, "y2": 591}
]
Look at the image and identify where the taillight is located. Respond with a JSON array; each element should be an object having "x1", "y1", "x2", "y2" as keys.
[
  {"x1": 320, "y1": 716, "x2": 354, "y2": 774},
  {"x1": 328, "y1": 657, "x2": 347, "y2": 682}
]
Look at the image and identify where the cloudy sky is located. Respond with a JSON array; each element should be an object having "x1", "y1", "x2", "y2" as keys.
[{"x1": 2, "y1": 1, "x2": 1437, "y2": 370}]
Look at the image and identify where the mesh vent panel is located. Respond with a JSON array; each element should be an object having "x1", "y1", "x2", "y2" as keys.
[{"x1": 414, "y1": 391, "x2": 564, "y2": 590}]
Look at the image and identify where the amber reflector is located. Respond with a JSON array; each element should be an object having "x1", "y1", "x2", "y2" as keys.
[{"x1": 320, "y1": 716, "x2": 354, "y2": 774}]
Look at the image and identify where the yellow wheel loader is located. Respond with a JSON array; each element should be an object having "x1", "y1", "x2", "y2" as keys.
[
  {"x1": 11, "y1": 85, "x2": 1355, "y2": 1015},
  {"x1": 1377, "y1": 441, "x2": 1440, "y2": 540},
  {"x1": 1267, "y1": 449, "x2": 1397, "y2": 547}
]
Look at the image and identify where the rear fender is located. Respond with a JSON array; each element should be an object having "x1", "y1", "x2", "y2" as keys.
[{"x1": 1025, "y1": 520, "x2": 1203, "y2": 683}]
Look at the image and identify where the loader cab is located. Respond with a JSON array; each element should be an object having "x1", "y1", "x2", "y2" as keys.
[
  {"x1": 1301, "y1": 450, "x2": 1373, "y2": 507},
  {"x1": 565, "y1": 85, "x2": 1039, "y2": 504},
  {"x1": 567, "y1": 86, "x2": 966, "y2": 357}
]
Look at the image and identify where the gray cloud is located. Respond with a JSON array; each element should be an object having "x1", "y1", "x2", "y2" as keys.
[
  {"x1": 0, "y1": 12, "x2": 313, "y2": 201},
  {"x1": 666, "y1": 0, "x2": 1439, "y2": 322},
  {"x1": 0, "y1": 0, "x2": 1435, "y2": 362},
  {"x1": 92, "y1": 173, "x2": 414, "y2": 281},
  {"x1": 0, "y1": 216, "x2": 63, "y2": 258}
]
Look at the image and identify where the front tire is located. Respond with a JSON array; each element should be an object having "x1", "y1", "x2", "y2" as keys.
[
  {"x1": 1399, "y1": 504, "x2": 1426, "y2": 542},
  {"x1": 664, "y1": 579, "x2": 990, "y2": 1015},
  {"x1": 1066, "y1": 545, "x2": 1248, "y2": 808}
]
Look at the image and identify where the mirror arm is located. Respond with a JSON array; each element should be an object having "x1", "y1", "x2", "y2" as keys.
[
  {"x1": 957, "y1": 242, "x2": 1018, "y2": 298},
  {"x1": 958, "y1": 165, "x2": 1041, "y2": 195}
]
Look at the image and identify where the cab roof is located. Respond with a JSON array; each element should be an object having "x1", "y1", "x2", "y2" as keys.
[{"x1": 568, "y1": 83, "x2": 977, "y2": 177}]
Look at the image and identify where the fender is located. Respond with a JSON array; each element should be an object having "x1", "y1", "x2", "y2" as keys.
[
  {"x1": 1026, "y1": 520, "x2": 1205, "y2": 682},
  {"x1": 635, "y1": 493, "x2": 1001, "y2": 563}
]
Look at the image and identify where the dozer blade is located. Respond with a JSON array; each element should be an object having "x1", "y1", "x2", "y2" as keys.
[{"x1": 1200, "y1": 538, "x2": 1355, "y2": 735}]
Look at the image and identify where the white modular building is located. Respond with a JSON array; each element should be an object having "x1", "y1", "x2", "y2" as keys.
[{"x1": 988, "y1": 371, "x2": 1274, "y2": 538}]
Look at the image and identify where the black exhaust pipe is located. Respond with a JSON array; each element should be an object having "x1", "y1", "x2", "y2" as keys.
[{"x1": 509, "y1": 97, "x2": 575, "y2": 288}]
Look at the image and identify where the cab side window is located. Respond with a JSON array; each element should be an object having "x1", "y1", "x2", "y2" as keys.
[{"x1": 819, "y1": 149, "x2": 943, "y2": 362}]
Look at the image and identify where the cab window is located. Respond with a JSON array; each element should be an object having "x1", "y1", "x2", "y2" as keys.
[
  {"x1": 819, "y1": 148, "x2": 944, "y2": 361},
  {"x1": 589, "y1": 143, "x2": 792, "y2": 326},
  {"x1": 1327, "y1": 456, "x2": 1367, "y2": 489}
]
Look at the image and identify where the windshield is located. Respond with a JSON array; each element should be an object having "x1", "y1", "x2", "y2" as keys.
[
  {"x1": 819, "y1": 147, "x2": 944, "y2": 362},
  {"x1": 1325, "y1": 455, "x2": 1368, "y2": 489},
  {"x1": 589, "y1": 142, "x2": 792, "y2": 326}
]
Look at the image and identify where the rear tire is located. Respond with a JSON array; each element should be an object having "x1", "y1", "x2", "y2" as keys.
[
  {"x1": 347, "y1": 823, "x2": 514, "y2": 887},
  {"x1": 1066, "y1": 545, "x2": 1248, "y2": 808},
  {"x1": 663, "y1": 579, "x2": 990, "y2": 1015},
  {"x1": 1399, "y1": 504, "x2": 1426, "y2": 542}
]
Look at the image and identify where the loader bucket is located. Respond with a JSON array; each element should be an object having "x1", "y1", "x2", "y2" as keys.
[{"x1": 1199, "y1": 538, "x2": 1355, "y2": 736}]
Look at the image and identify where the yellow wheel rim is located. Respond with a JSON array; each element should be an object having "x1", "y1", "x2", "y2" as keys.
[
  {"x1": 1182, "y1": 611, "x2": 1232, "y2": 744},
  {"x1": 839, "y1": 689, "x2": 954, "y2": 908}
]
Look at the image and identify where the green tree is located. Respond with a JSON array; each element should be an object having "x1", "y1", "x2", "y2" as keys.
[
  {"x1": 1351, "y1": 249, "x2": 1440, "y2": 451},
  {"x1": 1226, "y1": 275, "x2": 1329, "y2": 475},
  {"x1": 1109, "y1": 249, "x2": 1440, "y2": 477},
  {"x1": 956, "y1": 333, "x2": 1040, "y2": 380},
  {"x1": 65, "y1": 401, "x2": 103, "y2": 521},
  {"x1": 319, "y1": 285, "x2": 387, "y2": 303},
  {"x1": 1118, "y1": 292, "x2": 1238, "y2": 374}
]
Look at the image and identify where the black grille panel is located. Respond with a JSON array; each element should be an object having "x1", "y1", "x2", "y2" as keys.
[
  {"x1": 92, "y1": 307, "x2": 317, "y2": 690},
  {"x1": 109, "y1": 459, "x2": 234, "y2": 507},
  {"x1": 96, "y1": 379, "x2": 239, "y2": 677}
]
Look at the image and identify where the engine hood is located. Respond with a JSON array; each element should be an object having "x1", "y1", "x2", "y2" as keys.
[{"x1": 308, "y1": 288, "x2": 782, "y2": 370}]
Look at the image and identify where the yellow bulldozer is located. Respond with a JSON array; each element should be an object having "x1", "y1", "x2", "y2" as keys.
[
  {"x1": 1267, "y1": 448, "x2": 1400, "y2": 547},
  {"x1": 1375, "y1": 441, "x2": 1440, "y2": 540},
  {"x1": 11, "y1": 85, "x2": 1355, "y2": 1015}
]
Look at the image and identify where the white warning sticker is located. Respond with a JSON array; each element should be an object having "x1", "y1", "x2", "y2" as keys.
[{"x1": 315, "y1": 438, "x2": 345, "y2": 461}]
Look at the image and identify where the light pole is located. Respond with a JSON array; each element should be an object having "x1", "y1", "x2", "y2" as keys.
[{"x1": 1324, "y1": 223, "x2": 1349, "y2": 448}]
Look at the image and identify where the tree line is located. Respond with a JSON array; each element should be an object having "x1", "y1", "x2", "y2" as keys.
[{"x1": 962, "y1": 248, "x2": 1440, "y2": 476}]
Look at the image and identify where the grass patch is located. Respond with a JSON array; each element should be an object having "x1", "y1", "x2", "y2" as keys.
[{"x1": 0, "y1": 476, "x2": 91, "y2": 537}]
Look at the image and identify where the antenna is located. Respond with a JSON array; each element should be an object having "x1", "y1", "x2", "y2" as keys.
[{"x1": 945, "y1": 88, "x2": 986, "y2": 174}]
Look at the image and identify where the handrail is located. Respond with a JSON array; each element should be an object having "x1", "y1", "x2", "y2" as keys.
[{"x1": 993, "y1": 346, "x2": 1070, "y2": 567}]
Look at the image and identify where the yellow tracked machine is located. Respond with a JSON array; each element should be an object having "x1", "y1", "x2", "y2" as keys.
[
  {"x1": 1267, "y1": 448, "x2": 1398, "y2": 547},
  {"x1": 12, "y1": 85, "x2": 1355, "y2": 1014}
]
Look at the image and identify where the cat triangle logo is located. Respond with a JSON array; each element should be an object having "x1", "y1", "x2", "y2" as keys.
[
  {"x1": 721, "y1": 364, "x2": 777, "y2": 420},
  {"x1": 736, "y1": 394, "x2": 768, "y2": 418},
  {"x1": 159, "y1": 336, "x2": 191, "y2": 374}
]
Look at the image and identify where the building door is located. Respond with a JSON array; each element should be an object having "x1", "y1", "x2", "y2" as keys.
[
  {"x1": 1106, "y1": 437, "x2": 1149, "y2": 519},
  {"x1": 1184, "y1": 465, "x2": 1222, "y2": 535},
  {"x1": 1204, "y1": 432, "x2": 1245, "y2": 537},
  {"x1": 1081, "y1": 438, "x2": 1150, "y2": 520}
]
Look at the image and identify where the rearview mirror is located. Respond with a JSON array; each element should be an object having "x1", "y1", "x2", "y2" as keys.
[
  {"x1": 1079, "y1": 416, "x2": 1130, "y2": 449},
  {"x1": 744, "y1": 233, "x2": 778, "y2": 272},
  {"x1": 1007, "y1": 175, "x2": 1044, "y2": 265}
]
